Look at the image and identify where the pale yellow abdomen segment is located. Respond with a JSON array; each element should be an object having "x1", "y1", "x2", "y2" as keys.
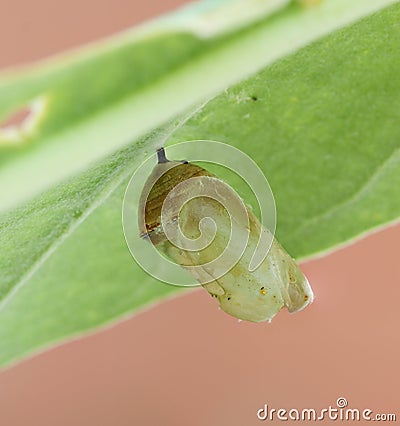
[{"x1": 159, "y1": 195, "x2": 313, "y2": 322}]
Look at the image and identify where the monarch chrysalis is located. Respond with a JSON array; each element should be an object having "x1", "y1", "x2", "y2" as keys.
[{"x1": 138, "y1": 147, "x2": 313, "y2": 322}]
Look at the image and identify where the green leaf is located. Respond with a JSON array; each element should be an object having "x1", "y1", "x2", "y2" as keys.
[
  {"x1": 1, "y1": 0, "x2": 400, "y2": 367},
  {"x1": 0, "y1": 0, "x2": 395, "y2": 212}
]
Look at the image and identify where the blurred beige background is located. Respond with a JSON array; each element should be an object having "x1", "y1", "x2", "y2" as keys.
[{"x1": 0, "y1": 1, "x2": 399, "y2": 425}]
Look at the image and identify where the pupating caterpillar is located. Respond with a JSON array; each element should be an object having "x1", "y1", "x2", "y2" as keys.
[{"x1": 138, "y1": 147, "x2": 313, "y2": 322}]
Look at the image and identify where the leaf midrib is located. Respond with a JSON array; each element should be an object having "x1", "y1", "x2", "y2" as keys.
[
  {"x1": 292, "y1": 146, "x2": 400, "y2": 248},
  {"x1": 0, "y1": 101, "x2": 208, "y2": 308}
]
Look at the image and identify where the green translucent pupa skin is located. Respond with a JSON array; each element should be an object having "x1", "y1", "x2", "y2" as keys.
[{"x1": 139, "y1": 148, "x2": 314, "y2": 322}]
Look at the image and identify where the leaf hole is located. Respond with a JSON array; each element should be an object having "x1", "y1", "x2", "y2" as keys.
[
  {"x1": 0, "y1": 96, "x2": 48, "y2": 147},
  {"x1": 0, "y1": 108, "x2": 31, "y2": 128}
]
